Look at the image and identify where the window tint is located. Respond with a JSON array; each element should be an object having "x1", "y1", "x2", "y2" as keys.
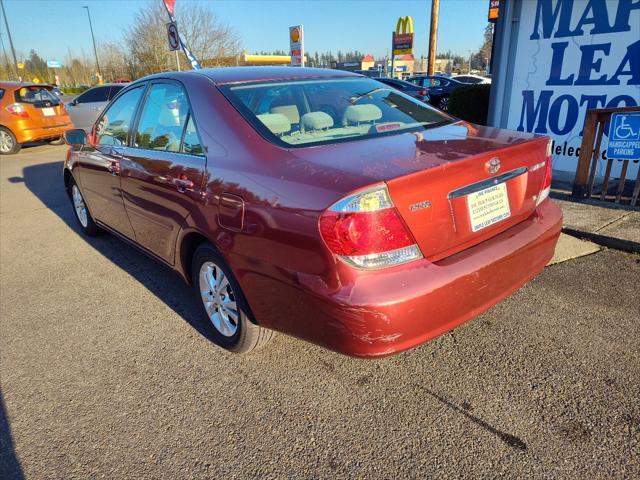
[
  {"x1": 182, "y1": 116, "x2": 203, "y2": 155},
  {"x1": 135, "y1": 83, "x2": 189, "y2": 151},
  {"x1": 107, "y1": 85, "x2": 125, "y2": 100},
  {"x1": 76, "y1": 86, "x2": 110, "y2": 104},
  {"x1": 96, "y1": 86, "x2": 144, "y2": 146},
  {"x1": 0, "y1": 89, "x2": 4, "y2": 100},
  {"x1": 456, "y1": 76, "x2": 480, "y2": 84},
  {"x1": 221, "y1": 77, "x2": 451, "y2": 148}
]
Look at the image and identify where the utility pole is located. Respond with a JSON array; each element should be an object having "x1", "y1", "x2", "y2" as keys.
[
  {"x1": 82, "y1": 6, "x2": 101, "y2": 81},
  {"x1": 427, "y1": 0, "x2": 439, "y2": 76},
  {"x1": 0, "y1": 0, "x2": 19, "y2": 80}
]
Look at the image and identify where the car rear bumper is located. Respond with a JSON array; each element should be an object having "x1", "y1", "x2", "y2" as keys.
[
  {"x1": 13, "y1": 120, "x2": 73, "y2": 143},
  {"x1": 280, "y1": 198, "x2": 563, "y2": 357}
]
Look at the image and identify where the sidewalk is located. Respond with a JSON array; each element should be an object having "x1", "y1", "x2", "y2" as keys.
[{"x1": 550, "y1": 192, "x2": 640, "y2": 254}]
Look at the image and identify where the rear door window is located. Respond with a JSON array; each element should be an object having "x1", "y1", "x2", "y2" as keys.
[
  {"x1": 107, "y1": 85, "x2": 125, "y2": 100},
  {"x1": 134, "y1": 83, "x2": 190, "y2": 151},
  {"x1": 75, "y1": 86, "x2": 110, "y2": 104}
]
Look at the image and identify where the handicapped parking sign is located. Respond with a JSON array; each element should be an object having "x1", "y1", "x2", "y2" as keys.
[{"x1": 606, "y1": 112, "x2": 640, "y2": 160}]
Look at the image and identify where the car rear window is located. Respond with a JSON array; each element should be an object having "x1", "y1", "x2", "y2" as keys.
[
  {"x1": 15, "y1": 86, "x2": 60, "y2": 105},
  {"x1": 220, "y1": 77, "x2": 451, "y2": 148}
]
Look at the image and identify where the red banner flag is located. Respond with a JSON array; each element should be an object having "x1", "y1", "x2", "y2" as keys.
[{"x1": 163, "y1": 0, "x2": 176, "y2": 15}]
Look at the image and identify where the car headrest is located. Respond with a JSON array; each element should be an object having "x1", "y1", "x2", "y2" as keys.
[
  {"x1": 342, "y1": 104, "x2": 383, "y2": 126},
  {"x1": 301, "y1": 111, "x2": 334, "y2": 131},
  {"x1": 270, "y1": 105, "x2": 300, "y2": 124},
  {"x1": 257, "y1": 113, "x2": 291, "y2": 135}
]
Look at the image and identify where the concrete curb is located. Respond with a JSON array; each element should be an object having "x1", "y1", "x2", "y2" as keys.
[{"x1": 562, "y1": 227, "x2": 640, "y2": 254}]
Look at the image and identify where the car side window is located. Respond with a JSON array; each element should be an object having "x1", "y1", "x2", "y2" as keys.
[
  {"x1": 182, "y1": 116, "x2": 203, "y2": 155},
  {"x1": 95, "y1": 86, "x2": 144, "y2": 146},
  {"x1": 107, "y1": 85, "x2": 125, "y2": 100},
  {"x1": 135, "y1": 83, "x2": 189, "y2": 152},
  {"x1": 76, "y1": 86, "x2": 109, "y2": 104}
]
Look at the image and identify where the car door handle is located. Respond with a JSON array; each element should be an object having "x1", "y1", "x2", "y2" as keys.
[
  {"x1": 107, "y1": 160, "x2": 121, "y2": 176},
  {"x1": 174, "y1": 176, "x2": 194, "y2": 193}
]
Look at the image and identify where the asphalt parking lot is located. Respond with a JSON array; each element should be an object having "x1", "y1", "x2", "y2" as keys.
[{"x1": 1, "y1": 143, "x2": 639, "y2": 479}]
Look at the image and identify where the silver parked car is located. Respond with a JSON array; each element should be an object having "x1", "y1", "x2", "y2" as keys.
[{"x1": 66, "y1": 83, "x2": 128, "y2": 132}]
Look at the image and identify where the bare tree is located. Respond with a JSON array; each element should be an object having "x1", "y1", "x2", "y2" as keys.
[{"x1": 125, "y1": 0, "x2": 241, "y2": 75}]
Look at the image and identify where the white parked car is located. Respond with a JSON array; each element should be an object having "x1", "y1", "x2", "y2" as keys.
[
  {"x1": 453, "y1": 74, "x2": 492, "y2": 85},
  {"x1": 66, "y1": 83, "x2": 128, "y2": 132}
]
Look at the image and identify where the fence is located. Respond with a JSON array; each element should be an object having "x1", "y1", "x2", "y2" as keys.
[{"x1": 572, "y1": 106, "x2": 640, "y2": 208}]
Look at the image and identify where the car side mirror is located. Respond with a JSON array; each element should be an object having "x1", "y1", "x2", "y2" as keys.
[
  {"x1": 64, "y1": 129, "x2": 88, "y2": 146},
  {"x1": 70, "y1": 99, "x2": 78, "y2": 106}
]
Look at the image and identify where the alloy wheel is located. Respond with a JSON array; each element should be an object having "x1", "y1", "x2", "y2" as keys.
[
  {"x1": 72, "y1": 184, "x2": 88, "y2": 228},
  {"x1": 0, "y1": 130, "x2": 14, "y2": 153},
  {"x1": 199, "y1": 261, "x2": 239, "y2": 337}
]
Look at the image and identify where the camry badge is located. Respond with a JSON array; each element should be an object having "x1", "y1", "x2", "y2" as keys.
[
  {"x1": 410, "y1": 200, "x2": 432, "y2": 212},
  {"x1": 485, "y1": 157, "x2": 501, "y2": 175}
]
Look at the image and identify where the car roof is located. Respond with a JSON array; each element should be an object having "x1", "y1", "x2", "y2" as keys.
[
  {"x1": 138, "y1": 67, "x2": 361, "y2": 86},
  {"x1": 85, "y1": 83, "x2": 129, "y2": 88}
]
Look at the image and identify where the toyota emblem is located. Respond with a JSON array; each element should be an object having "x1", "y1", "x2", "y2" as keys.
[{"x1": 485, "y1": 157, "x2": 501, "y2": 174}]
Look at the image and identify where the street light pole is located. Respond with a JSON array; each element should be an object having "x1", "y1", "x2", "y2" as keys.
[
  {"x1": 82, "y1": 6, "x2": 101, "y2": 80},
  {"x1": 0, "y1": 0, "x2": 20, "y2": 80}
]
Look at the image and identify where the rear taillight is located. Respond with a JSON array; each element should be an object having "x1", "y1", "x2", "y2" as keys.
[
  {"x1": 536, "y1": 140, "x2": 553, "y2": 206},
  {"x1": 5, "y1": 103, "x2": 29, "y2": 118},
  {"x1": 417, "y1": 89, "x2": 427, "y2": 96},
  {"x1": 319, "y1": 184, "x2": 423, "y2": 269}
]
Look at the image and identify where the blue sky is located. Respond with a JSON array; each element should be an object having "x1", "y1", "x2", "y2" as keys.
[{"x1": 1, "y1": 0, "x2": 489, "y2": 62}]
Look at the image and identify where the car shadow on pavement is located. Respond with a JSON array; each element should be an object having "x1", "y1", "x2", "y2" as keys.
[
  {"x1": 0, "y1": 392, "x2": 24, "y2": 480},
  {"x1": 21, "y1": 161, "x2": 217, "y2": 344}
]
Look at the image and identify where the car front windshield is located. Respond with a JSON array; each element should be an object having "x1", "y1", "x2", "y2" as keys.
[{"x1": 220, "y1": 77, "x2": 451, "y2": 147}]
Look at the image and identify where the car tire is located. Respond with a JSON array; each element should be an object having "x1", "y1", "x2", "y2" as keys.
[
  {"x1": 49, "y1": 136, "x2": 65, "y2": 145},
  {"x1": 192, "y1": 243, "x2": 274, "y2": 354},
  {"x1": 0, "y1": 127, "x2": 20, "y2": 155},
  {"x1": 69, "y1": 178, "x2": 101, "y2": 236},
  {"x1": 438, "y1": 96, "x2": 450, "y2": 112}
]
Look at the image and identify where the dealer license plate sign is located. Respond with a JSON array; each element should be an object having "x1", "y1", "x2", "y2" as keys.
[
  {"x1": 41, "y1": 107, "x2": 55, "y2": 116},
  {"x1": 467, "y1": 183, "x2": 511, "y2": 232}
]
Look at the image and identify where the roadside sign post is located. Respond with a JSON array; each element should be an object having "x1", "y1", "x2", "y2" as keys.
[
  {"x1": 391, "y1": 16, "x2": 414, "y2": 79},
  {"x1": 289, "y1": 25, "x2": 304, "y2": 67},
  {"x1": 607, "y1": 112, "x2": 640, "y2": 161},
  {"x1": 166, "y1": 22, "x2": 181, "y2": 71}
]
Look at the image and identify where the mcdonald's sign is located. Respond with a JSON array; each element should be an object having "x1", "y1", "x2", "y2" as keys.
[{"x1": 392, "y1": 16, "x2": 414, "y2": 55}]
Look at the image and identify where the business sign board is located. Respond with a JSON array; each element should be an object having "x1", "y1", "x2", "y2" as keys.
[
  {"x1": 488, "y1": 0, "x2": 500, "y2": 22},
  {"x1": 46, "y1": 60, "x2": 63, "y2": 68},
  {"x1": 607, "y1": 112, "x2": 640, "y2": 160},
  {"x1": 166, "y1": 22, "x2": 180, "y2": 51},
  {"x1": 393, "y1": 16, "x2": 414, "y2": 55},
  {"x1": 289, "y1": 25, "x2": 304, "y2": 67},
  {"x1": 17, "y1": 62, "x2": 24, "y2": 70},
  {"x1": 495, "y1": 0, "x2": 640, "y2": 176}
]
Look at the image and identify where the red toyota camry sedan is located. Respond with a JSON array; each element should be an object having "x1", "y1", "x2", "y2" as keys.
[{"x1": 63, "y1": 67, "x2": 562, "y2": 357}]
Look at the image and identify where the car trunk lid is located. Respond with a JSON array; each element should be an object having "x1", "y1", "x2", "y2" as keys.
[
  {"x1": 291, "y1": 121, "x2": 551, "y2": 261},
  {"x1": 385, "y1": 130, "x2": 551, "y2": 261}
]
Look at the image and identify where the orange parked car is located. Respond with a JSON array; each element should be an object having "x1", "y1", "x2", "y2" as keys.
[{"x1": 0, "y1": 82, "x2": 74, "y2": 154}]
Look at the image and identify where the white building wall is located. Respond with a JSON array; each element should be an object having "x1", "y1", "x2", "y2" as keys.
[{"x1": 488, "y1": 0, "x2": 640, "y2": 176}]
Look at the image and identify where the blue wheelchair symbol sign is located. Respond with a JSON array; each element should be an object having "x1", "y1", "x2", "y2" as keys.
[{"x1": 606, "y1": 112, "x2": 640, "y2": 160}]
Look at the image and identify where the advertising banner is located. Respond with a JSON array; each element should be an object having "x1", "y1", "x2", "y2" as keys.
[{"x1": 505, "y1": 0, "x2": 639, "y2": 175}]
